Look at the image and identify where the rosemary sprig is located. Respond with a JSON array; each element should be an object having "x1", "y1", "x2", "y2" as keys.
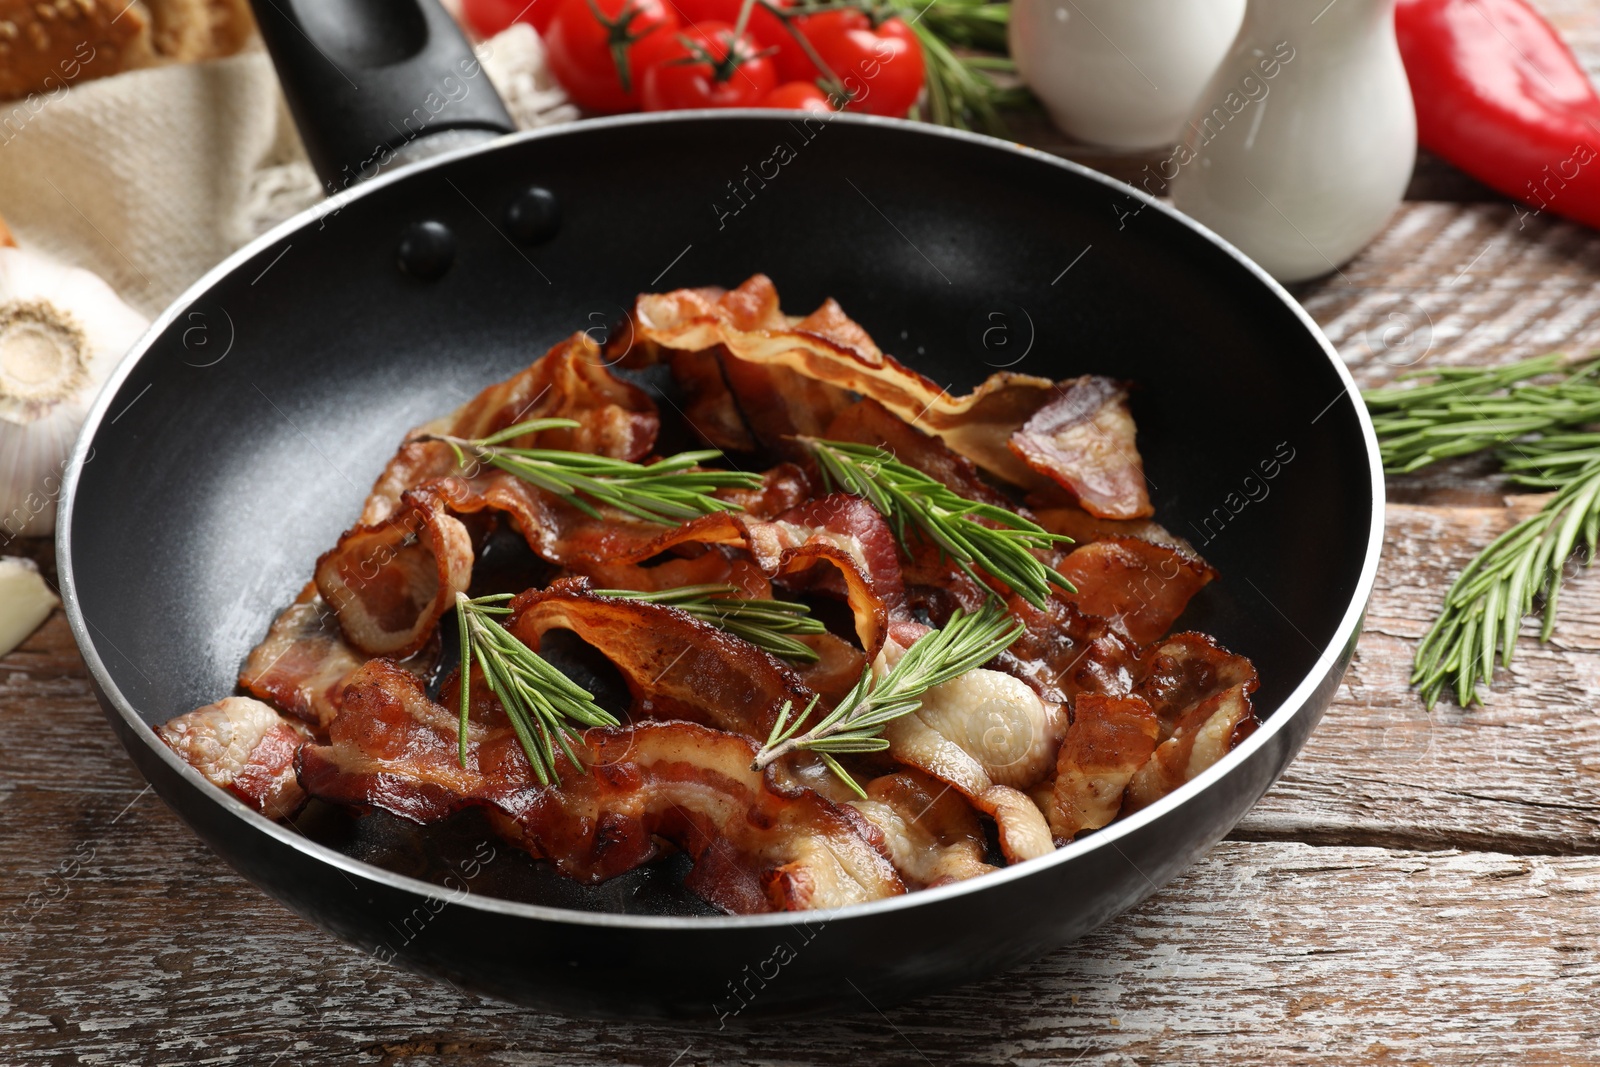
[
  {"x1": 591, "y1": 584, "x2": 826, "y2": 662},
  {"x1": 1362, "y1": 354, "x2": 1600, "y2": 472},
  {"x1": 801, "y1": 437, "x2": 1074, "y2": 608},
  {"x1": 1411, "y1": 454, "x2": 1600, "y2": 708},
  {"x1": 453, "y1": 592, "x2": 619, "y2": 784},
  {"x1": 422, "y1": 417, "x2": 764, "y2": 525},
  {"x1": 751, "y1": 604, "x2": 1023, "y2": 794}
]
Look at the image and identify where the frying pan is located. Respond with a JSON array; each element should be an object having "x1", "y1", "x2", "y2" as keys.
[{"x1": 57, "y1": 0, "x2": 1383, "y2": 1019}]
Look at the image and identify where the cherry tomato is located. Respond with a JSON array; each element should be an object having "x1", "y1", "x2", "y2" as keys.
[
  {"x1": 546, "y1": 0, "x2": 678, "y2": 113},
  {"x1": 639, "y1": 21, "x2": 778, "y2": 111},
  {"x1": 761, "y1": 81, "x2": 833, "y2": 113},
  {"x1": 668, "y1": 0, "x2": 811, "y2": 82},
  {"x1": 800, "y1": 11, "x2": 924, "y2": 117},
  {"x1": 461, "y1": 0, "x2": 563, "y2": 36}
]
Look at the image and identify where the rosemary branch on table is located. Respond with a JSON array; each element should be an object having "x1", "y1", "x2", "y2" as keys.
[
  {"x1": 1362, "y1": 353, "x2": 1600, "y2": 473},
  {"x1": 421, "y1": 417, "x2": 764, "y2": 525},
  {"x1": 453, "y1": 592, "x2": 619, "y2": 783},
  {"x1": 801, "y1": 437, "x2": 1074, "y2": 608},
  {"x1": 591, "y1": 584, "x2": 827, "y2": 662},
  {"x1": 751, "y1": 603, "x2": 1023, "y2": 794},
  {"x1": 1362, "y1": 354, "x2": 1600, "y2": 707}
]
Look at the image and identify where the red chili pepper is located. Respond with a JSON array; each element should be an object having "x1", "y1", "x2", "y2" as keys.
[{"x1": 1396, "y1": 0, "x2": 1600, "y2": 230}]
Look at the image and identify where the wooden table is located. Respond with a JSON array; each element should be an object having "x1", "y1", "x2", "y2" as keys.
[{"x1": 5, "y1": 8, "x2": 1600, "y2": 1064}]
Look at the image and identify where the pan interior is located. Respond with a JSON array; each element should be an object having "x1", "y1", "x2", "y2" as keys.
[{"x1": 66, "y1": 116, "x2": 1372, "y2": 914}]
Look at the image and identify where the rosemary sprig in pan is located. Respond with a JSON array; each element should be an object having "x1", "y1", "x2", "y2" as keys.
[
  {"x1": 752, "y1": 604, "x2": 1024, "y2": 795},
  {"x1": 801, "y1": 437, "x2": 1074, "y2": 608},
  {"x1": 421, "y1": 417, "x2": 765, "y2": 525},
  {"x1": 1362, "y1": 353, "x2": 1600, "y2": 472},
  {"x1": 591, "y1": 584, "x2": 827, "y2": 662},
  {"x1": 453, "y1": 592, "x2": 619, "y2": 783},
  {"x1": 1411, "y1": 452, "x2": 1600, "y2": 709}
]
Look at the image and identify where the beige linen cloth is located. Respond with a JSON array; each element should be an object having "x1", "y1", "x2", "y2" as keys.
[{"x1": 0, "y1": 24, "x2": 576, "y2": 319}]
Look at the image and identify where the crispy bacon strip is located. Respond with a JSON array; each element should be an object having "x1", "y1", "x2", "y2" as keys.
[
  {"x1": 314, "y1": 490, "x2": 474, "y2": 659},
  {"x1": 1032, "y1": 502, "x2": 1196, "y2": 554},
  {"x1": 158, "y1": 697, "x2": 307, "y2": 820},
  {"x1": 365, "y1": 332, "x2": 659, "y2": 525},
  {"x1": 1056, "y1": 537, "x2": 1216, "y2": 646},
  {"x1": 975, "y1": 785, "x2": 1056, "y2": 864},
  {"x1": 825, "y1": 399, "x2": 1013, "y2": 507},
  {"x1": 993, "y1": 593, "x2": 1142, "y2": 706},
  {"x1": 1123, "y1": 684, "x2": 1257, "y2": 814},
  {"x1": 848, "y1": 771, "x2": 997, "y2": 887},
  {"x1": 298, "y1": 660, "x2": 904, "y2": 913},
  {"x1": 1047, "y1": 692, "x2": 1161, "y2": 839},
  {"x1": 1008, "y1": 376, "x2": 1153, "y2": 519},
  {"x1": 747, "y1": 493, "x2": 914, "y2": 656},
  {"x1": 633, "y1": 275, "x2": 1060, "y2": 486},
  {"x1": 505, "y1": 578, "x2": 815, "y2": 738},
  {"x1": 239, "y1": 591, "x2": 366, "y2": 731},
  {"x1": 1133, "y1": 633, "x2": 1260, "y2": 737},
  {"x1": 661, "y1": 346, "x2": 756, "y2": 452}
]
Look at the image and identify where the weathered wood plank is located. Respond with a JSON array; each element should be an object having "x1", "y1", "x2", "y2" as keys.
[
  {"x1": 2, "y1": 818, "x2": 1595, "y2": 1065},
  {"x1": 1239, "y1": 500, "x2": 1600, "y2": 854}
]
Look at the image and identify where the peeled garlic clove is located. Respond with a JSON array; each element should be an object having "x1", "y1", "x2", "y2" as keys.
[
  {"x1": 0, "y1": 556, "x2": 58, "y2": 657},
  {"x1": 0, "y1": 247, "x2": 149, "y2": 538}
]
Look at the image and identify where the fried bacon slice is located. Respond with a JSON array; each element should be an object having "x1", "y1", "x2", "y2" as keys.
[
  {"x1": 1056, "y1": 537, "x2": 1216, "y2": 646},
  {"x1": 992, "y1": 592, "x2": 1141, "y2": 706},
  {"x1": 847, "y1": 771, "x2": 997, "y2": 887},
  {"x1": 1032, "y1": 502, "x2": 1195, "y2": 554},
  {"x1": 315, "y1": 490, "x2": 474, "y2": 659},
  {"x1": 747, "y1": 493, "x2": 915, "y2": 655},
  {"x1": 1123, "y1": 683, "x2": 1256, "y2": 814},
  {"x1": 504, "y1": 577, "x2": 814, "y2": 738},
  {"x1": 632, "y1": 275, "x2": 1060, "y2": 486},
  {"x1": 158, "y1": 697, "x2": 308, "y2": 820},
  {"x1": 824, "y1": 399, "x2": 1013, "y2": 507},
  {"x1": 1133, "y1": 633, "x2": 1259, "y2": 736},
  {"x1": 1008, "y1": 377, "x2": 1152, "y2": 519},
  {"x1": 1046, "y1": 692, "x2": 1161, "y2": 839},
  {"x1": 239, "y1": 592, "x2": 366, "y2": 731},
  {"x1": 661, "y1": 346, "x2": 755, "y2": 452},
  {"x1": 298, "y1": 660, "x2": 904, "y2": 914},
  {"x1": 365, "y1": 332, "x2": 659, "y2": 525}
]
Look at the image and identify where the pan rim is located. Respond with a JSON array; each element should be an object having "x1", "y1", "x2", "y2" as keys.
[{"x1": 57, "y1": 110, "x2": 1385, "y2": 931}]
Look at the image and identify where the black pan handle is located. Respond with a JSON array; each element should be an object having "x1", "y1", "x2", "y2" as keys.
[{"x1": 248, "y1": 0, "x2": 515, "y2": 191}]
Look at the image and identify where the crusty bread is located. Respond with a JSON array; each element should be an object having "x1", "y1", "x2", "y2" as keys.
[
  {"x1": 145, "y1": 0, "x2": 254, "y2": 64},
  {"x1": 0, "y1": 1, "x2": 158, "y2": 101},
  {"x1": 0, "y1": 0, "x2": 255, "y2": 102}
]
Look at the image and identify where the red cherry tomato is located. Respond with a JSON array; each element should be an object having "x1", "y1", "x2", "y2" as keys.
[
  {"x1": 639, "y1": 21, "x2": 778, "y2": 111},
  {"x1": 461, "y1": 0, "x2": 563, "y2": 36},
  {"x1": 546, "y1": 0, "x2": 678, "y2": 113},
  {"x1": 761, "y1": 81, "x2": 833, "y2": 113},
  {"x1": 668, "y1": 0, "x2": 812, "y2": 82},
  {"x1": 800, "y1": 11, "x2": 924, "y2": 117}
]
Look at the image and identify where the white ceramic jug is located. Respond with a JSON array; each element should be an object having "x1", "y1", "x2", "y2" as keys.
[
  {"x1": 1009, "y1": 0, "x2": 1247, "y2": 150},
  {"x1": 1168, "y1": 0, "x2": 1416, "y2": 283}
]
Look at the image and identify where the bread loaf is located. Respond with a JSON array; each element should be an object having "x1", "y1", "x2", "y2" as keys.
[{"x1": 0, "y1": 0, "x2": 255, "y2": 102}]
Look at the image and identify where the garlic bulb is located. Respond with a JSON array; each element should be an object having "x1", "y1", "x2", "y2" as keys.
[{"x1": 0, "y1": 248, "x2": 149, "y2": 539}]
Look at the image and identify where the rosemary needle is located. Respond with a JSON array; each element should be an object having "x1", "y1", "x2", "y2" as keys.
[
  {"x1": 801, "y1": 437, "x2": 1074, "y2": 609},
  {"x1": 591, "y1": 584, "x2": 826, "y2": 662},
  {"x1": 453, "y1": 592, "x2": 618, "y2": 784},
  {"x1": 752, "y1": 604, "x2": 1024, "y2": 795},
  {"x1": 423, "y1": 417, "x2": 764, "y2": 525}
]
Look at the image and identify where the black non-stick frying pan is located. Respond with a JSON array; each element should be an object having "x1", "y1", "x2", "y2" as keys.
[{"x1": 56, "y1": 0, "x2": 1383, "y2": 1019}]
